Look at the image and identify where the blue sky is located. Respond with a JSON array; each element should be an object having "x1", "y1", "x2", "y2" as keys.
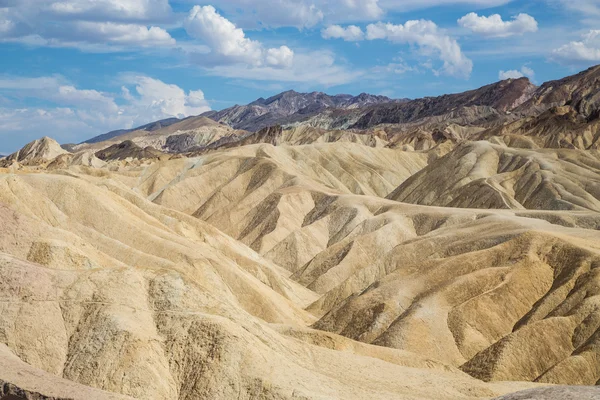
[{"x1": 0, "y1": 0, "x2": 599, "y2": 153}]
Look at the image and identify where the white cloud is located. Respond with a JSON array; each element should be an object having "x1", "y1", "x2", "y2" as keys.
[
  {"x1": 0, "y1": 76, "x2": 118, "y2": 114},
  {"x1": 339, "y1": 0, "x2": 383, "y2": 20},
  {"x1": 0, "y1": 107, "x2": 95, "y2": 147},
  {"x1": 552, "y1": 30, "x2": 600, "y2": 64},
  {"x1": 379, "y1": 0, "x2": 513, "y2": 10},
  {"x1": 552, "y1": 0, "x2": 600, "y2": 19},
  {"x1": 266, "y1": 46, "x2": 295, "y2": 68},
  {"x1": 202, "y1": 0, "x2": 324, "y2": 29},
  {"x1": 196, "y1": 0, "x2": 516, "y2": 28},
  {"x1": 521, "y1": 66, "x2": 535, "y2": 78},
  {"x1": 458, "y1": 13, "x2": 538, "y2": 37},
  {"x1": 322, "y1": 25, "x2": 365, "y2": 41},
  {"x1": 0, "y1": 76, "x2": 66, "y2": 90},
  {"x1": 0, "y1": 0, "x2": 175, "y2": 50},
  {"x1": 184, "y1": 5, "x2": 294, "y2": 68},
  {"x1": 56, "y1": 85, "x2": 119, "y2": 113},
  {"x1": 0, "y1": 75, "x2": 211, "y2": 150},
  {"x1": 47, "y1": 0, "x2": 173, "y2": 22},
  {"x1": 121, "y1": 76, "x2": 210, "y2": 123},
  {"x1": 499, "y1": 65, "x2": 535, "y2": 80},
  {"x1": 365, "y1": 20, "x2": 473, "y2": 78},
  {"x1": 184, "y1": 5, "x2": 263, "y2": 65},
  {"x1": 204, "y1": 51, "x2": 363, "y2": 87},
  {"x1": 63, "y1": 21, "x2": 174, "y2": 47},
  {"x1": 180, "y1": 5, "x2": 361, "y2": 86},
  {"x1": 0, "y1": 18, "x2": 13, "y2": 35},
  {"x1": 196, "y1": 0, "x2": 383, "y2": 29},
  {"x1": 372, "y1": 61, "x2": 417, "y2": 75}
]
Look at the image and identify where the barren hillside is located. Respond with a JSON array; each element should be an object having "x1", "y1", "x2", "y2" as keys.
[{"x1": 2, "y1": 66, "x2": 600, "y2": 400}]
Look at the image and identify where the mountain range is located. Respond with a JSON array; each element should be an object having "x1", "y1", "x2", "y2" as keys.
[
  {"x1": 81, "y1": 65, "x2": 600, "y2": 148},
  {"x1": 2, "y1": 65, "x2": 600, "y2": 400}
]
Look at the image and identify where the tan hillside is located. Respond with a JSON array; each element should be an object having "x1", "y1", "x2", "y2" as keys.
[
  {"x1": 0, "y1": 137, "x2": 68, "y2": 167},
  {"x1": 387, "y1": 141, "x2": 600, "y2": 211},
  {"x1": 4, "y1": 65, "x2": 600, "y2": 399},
  {"x1": 0, "y1": 167, "x2": 543, "y2": 400},
  {"x1": 120, "y1": 143, "x2": 600, "y2": 388}
]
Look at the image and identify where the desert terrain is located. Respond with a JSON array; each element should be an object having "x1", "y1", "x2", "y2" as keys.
[{"x1": 2, "y1": 66, "x2": 600, "y2": 400}]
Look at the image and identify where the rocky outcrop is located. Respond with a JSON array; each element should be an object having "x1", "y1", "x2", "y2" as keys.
[
  {"x1": 0, "y1": 137, "x2": 68, "y2": 167},
  {"x1": 493, "y1": 386, "x2": 600, "y2": 400},
  {"x1": 516, "y1": 64, "x2": 600, "y2": 119},
  {"x1": 95, "y1": 140, "x2": 164, "y2": 161}
]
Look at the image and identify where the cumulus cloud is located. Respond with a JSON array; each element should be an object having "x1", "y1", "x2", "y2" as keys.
[
  {"x1": 62, "y1": 21, "x2": 174, "y2": 46},
  {"x1": 196, "y1": 0, "x2": 518, "y2": 28},
  {"x1": 121, "y1": 76, "x2": 211, "y2": 123},
  {"x1": 0, "y1": 0, "x2": 175, "y2": 50},
  {"x1": 499, "y1": 65, "x2": 535, "y2": 80},
  {"x1": 266, "y1": 46, "x2": 295, "y2": 68},
  {"x1": 47, "y1": 0, "x2": 173, "y2": 22},
  {"x1": 184, "y1": 5, "x2": 294, "y2": 68},
  {"x1": 379, "y1": 0, "x2": 513, "y2": 10},
  {"x1": 552, "y1": 30, "x2": 600, "y2": 64},
  {"x1": 204, "y1": 50, "x2": 363, "y2": 87},
  {"x1": 339, "y1": 0, "x2": 383, "y2": 20},
  {"x1": 371, "y1": 59, "x2": 417, "y2": 75},
  {"x1": 0, "y1": 18, "x2": 13, "y2": 35},
  {"x1": 0, "y1": 76, "x2": 118, "y2": 112},
  {"x1": 458, "y1": 13, "x2": 538, "y2": 37},
  {"x1": 322, "y1": 25, "x2": 365, "y2": 41},
  {"x1": 365, "y1": 20, "x2": 473, "y2": 78},
  {"x1": 205, "y1": 0, "x2": 325, "y2": 29},
  {"x1": 553, "y1": 0, "x2": 600, "y2": 18},
  {"x1": 202, "y1": 0, "x2": 383, "y2": 29},
  {"x1": 0, "y1": 75, "x2": 210, "y2": 150}
]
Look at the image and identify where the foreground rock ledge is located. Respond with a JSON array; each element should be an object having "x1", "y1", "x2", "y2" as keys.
[{"x1": 494, "y1": 386, "x2": 600, "y2": 399}]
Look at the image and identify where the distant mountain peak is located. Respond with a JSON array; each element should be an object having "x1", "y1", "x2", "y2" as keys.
[
  {"x1": 0, "y1": 136, "x2": 68, "y2": 166},
  {"x1": 206, "y1": 89, "x2": 397, "y2": 131},
  {"x1": 78, "y1": 65, "x2": 600, "y2": 146}
]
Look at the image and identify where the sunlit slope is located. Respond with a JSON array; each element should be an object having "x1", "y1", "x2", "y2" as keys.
[
  {"x1": 0, "y1": 170, "x2": 537, "y2": 400},
  {"x1": 387, "y1": 141, "x2": 600, "y2": 211},
  {"x1": 131, "y1": 143, "x2": 600, "y2": 388}
]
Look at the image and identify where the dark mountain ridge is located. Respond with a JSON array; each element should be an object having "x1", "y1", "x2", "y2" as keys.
[
  {"x1": 350, "y1": 77, "x2": 537, "y2": 129},
  {"x1": 82, "y1": 117, "x2": 182, "y2": 144},
  {"x1": 82, "y1": 65, "x2": 600, "y2": 144},
  {"x1": 201, "y1": 90, "x2": 404, "y2": 131}
]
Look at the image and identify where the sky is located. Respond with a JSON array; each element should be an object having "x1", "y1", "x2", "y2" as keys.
[{"x1": 0, "y1": 0, "x2": 599, "y2": 153}]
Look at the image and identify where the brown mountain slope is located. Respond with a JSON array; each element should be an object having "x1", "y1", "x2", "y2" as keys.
[
  {"x1": 95, "y1": 140, "x2": 165, "y2": 161},
  {"x1": 475, "y1": 106, "x2": 600, "y2": 149},
  {"x1": 516, "y1": 64, "x2": 600, "y2": 119},
  {"x1": 350, "y1": 78, "x2": 535, "y2": 129}
]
